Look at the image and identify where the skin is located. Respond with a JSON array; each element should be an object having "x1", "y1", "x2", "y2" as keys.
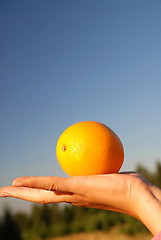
[{"x1": 0, "y1": 172, "x2": 161, "y2": 236}]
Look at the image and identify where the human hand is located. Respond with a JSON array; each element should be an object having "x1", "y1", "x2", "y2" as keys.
[{"x1": 0, "y1": 172, "x2": 161, "y2": 235}]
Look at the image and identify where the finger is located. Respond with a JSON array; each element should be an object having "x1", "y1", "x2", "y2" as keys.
[
  {"x1": 0, "y1": 186, "x2": 74, "y2": 204},
  {"x1": 12, "y1": 176, "x2": 78, "y2": 193}
]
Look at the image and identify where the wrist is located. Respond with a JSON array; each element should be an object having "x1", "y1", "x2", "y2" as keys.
[{"x1": 136, "y1": 185, "x2": 161, "y2": 235}]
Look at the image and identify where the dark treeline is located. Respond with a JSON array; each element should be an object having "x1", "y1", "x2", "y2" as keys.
[{"x1": 0, "y1": 162, "x2": 161, "y2": 240}]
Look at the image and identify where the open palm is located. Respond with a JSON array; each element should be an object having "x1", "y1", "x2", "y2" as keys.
[{"x1": 1, "y1": 172, "x2": 161, "y2": 235}]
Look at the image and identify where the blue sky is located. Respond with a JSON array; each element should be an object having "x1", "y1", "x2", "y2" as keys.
[{"x1": 0, "y1": 0, "x2": 161, "y2": 213}]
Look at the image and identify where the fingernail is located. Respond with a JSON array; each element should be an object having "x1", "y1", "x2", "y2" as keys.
[{"x1": 12, "y1": 180, "x2": 23, "y2": 187}]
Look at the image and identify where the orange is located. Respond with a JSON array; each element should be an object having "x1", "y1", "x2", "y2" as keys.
[{"x1": 56, "y1": 121, "x2": 124, "y2": 176}]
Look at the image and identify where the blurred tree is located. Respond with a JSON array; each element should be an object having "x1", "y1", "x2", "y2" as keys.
[
  {"x1": 136, "y1": 163, "x2": 151, "y2": 181},
  {"x1": 40, "y1": 204, "x2": 55, "y2": 239},
  {"x1": 15, "y1": 212, "x2": 30, "y2": 232},
  {"x1": 61, "y1": 204, "x2": 75, "y2": 223},
  {"x1": 50, "y1": 203, "x2": 61, "y2": 223},
  {"x1": 0, "y1": 208, "x2": 22, "y2": 240},
  {"x1": 28, "y1": 204, "x2": 46, "y2": 239},
  {"x1": 121, "y1": 214, "x2": 148, "y2": 235},
  {"x1": 0, "y1": 219, "x2": 2, "y2": 238},
  {"x1": 41, "y1": 204, "x2": 53, "y2": 226},
  {"x1": 155, "y1": 161, "x2": 161, "y2": 188}
]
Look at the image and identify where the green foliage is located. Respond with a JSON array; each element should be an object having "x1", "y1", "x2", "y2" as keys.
[
  {"x1": 155, "y1": 162, "x2": 161, "y2": 188},
  {"x1": 0, "y1": 208, "x2": 22, "y2": 240},
  {"x1": 0, "y1": 161, "x2": 160, "y2": 239},
  {"x1": 120, "y1": 215, "x2": 148, "y2": 235},
  {"x1": 136, "y1": 161, "x2": 161, "y2": 188}
]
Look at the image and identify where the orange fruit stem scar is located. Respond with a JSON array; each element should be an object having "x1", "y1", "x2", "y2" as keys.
[{"x1": 62, "y1": 145, "x2": 66, "y2": 151}]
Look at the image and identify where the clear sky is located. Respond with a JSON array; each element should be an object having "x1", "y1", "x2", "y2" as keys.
[{"x1": 0, "y1": 0, "x2": 161, "y2": 214}]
